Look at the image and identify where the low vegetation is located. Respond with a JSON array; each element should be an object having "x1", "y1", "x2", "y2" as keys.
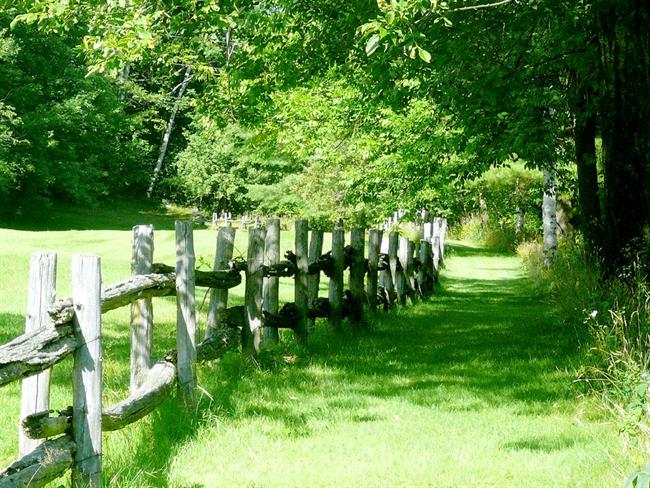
[
  {"x1": 0, "y1": 207, "x2": 633, "y2": 485},
  {"x1": 518, "y1": 236, "x2": 650, "y2": 472}
]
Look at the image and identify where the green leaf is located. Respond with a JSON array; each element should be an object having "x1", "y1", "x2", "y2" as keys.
[
  {"x1": 418, "y1": 47, "x2": 431, "y2": 63},
  {"x1": 365, "y1": 34, "x2": 380, "y2": 56}
]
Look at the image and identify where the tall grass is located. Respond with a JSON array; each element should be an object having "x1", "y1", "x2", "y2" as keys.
[
  {"x1": 455, "y1": 214, "x2": 529, "y2": 253},
  {"x1": 518, "y1": 235, "x2": 650, "y2": 471}
]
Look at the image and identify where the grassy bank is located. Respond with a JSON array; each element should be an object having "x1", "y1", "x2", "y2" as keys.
[{"x1": 0, "y1": 206, "x2": 631, "y2": 486}]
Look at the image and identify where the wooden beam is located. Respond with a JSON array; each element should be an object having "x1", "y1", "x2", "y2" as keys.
[
  {"x1": 294, "y1": 220, "x2": 309, "y2": 344},
  {"x1": 244, "y1": 227, "x2": 265, "y2": 353},
  {"x1": 262, "y1": 219, "x2": 280, "y2": 346},
  {"x1": 207, "y1": 226, "x2": 236, "y2": 337},
  {"x1": 307, "y1": 230, "x2": 324, "y2": 332},
  {"x1": 71, "y1": 255, "x2": 102, "y2": 488},
  {"x1": 328, "y1": 225, "x2": 344, "y2": 333},
  {"x1": 175, "y1": 221, "x2": 197, "y2": 409},
  {"x1": 22, "y1": 328, "x2": 240, "y2": 441},
  {"x1": 130, "y1": 225, "x2": 154, "y2": 393},
  {"x1": 0, "y1": 435, "x2": 74, "y2": 488},
  {"x1": 349, "y1": 228, "x2": 366, "y2": 324},
  {"x1": 19, "y1": 252, "x2": 56, "y2": 456},
  {"x1": 151, "y1": 263, "x2": 241, "y2": 289},
  {"x1": 366, "y1": 230, "x2": 381, "y2": 313}
]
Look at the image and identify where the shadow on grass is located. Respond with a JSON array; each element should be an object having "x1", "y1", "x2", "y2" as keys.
[
  {"x1": 0, "y1": 241, "x2": 576, "y2": 486},
  {"x1": 0, "y1": 201, "x2": 192, "y2": 231},
  {"x1": 114, "y1": 242, "x2": 583, "y2": 485}
]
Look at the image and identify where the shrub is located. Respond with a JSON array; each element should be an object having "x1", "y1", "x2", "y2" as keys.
[{"x1": 457, "y1": 213, "x2": 524, "y2": 252}]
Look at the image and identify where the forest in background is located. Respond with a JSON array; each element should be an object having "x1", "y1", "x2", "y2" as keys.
[
  {"x1": 1, "y1": 1, "x2": 650, "y2": 481},
  {"x1": 0, "y1": 0, "x2": 648, "y2": 267}
]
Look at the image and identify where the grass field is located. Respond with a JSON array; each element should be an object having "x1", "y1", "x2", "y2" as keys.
[{"x1": 0, "y1": 204, "x2": 633, "y2": 486}]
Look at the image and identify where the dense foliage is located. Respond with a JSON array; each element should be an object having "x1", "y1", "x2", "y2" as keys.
[
  {"x1": 1, "y1": 0, "x2": 648, "y2": 267},
  {"x1": 0, "y1": 17, "x2": 157, "y2": 215}
]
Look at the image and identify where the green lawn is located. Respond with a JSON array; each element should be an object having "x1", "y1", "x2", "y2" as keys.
[{"x1": 0, "y1": 206, "x2": 633, "y2": 486}]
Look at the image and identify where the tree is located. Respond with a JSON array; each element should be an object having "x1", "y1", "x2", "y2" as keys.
[{"x1": 360, "y1": 0, "x2": 649, "y2": 267}]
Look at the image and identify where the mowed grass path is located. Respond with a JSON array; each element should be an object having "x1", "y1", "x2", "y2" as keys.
[
  {"x1": 166, "y1": 242, "x2": 627, "y2": 487},
  {"x1": 0, "y1": 210, "x2": 629, "y2": 486}
]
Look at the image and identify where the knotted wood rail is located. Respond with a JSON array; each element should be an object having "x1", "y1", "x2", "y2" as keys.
[{"x1": 0, "y1": 215, "x2": 447, "y2": 488}]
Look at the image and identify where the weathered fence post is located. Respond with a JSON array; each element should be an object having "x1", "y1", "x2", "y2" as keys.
[
  {"x1": 263, "y1": 218, "x2": 280, "y2": 346},
  {"x1": 71, "y1": 255, "x2": 102, "y2": 488},
  {"x1": 418, "y1": 239, "x2": 433, "y2": 298},
  {"x1": 379, "y1": 235, "x2": 395, "y2": 308},
  {"x1": 328, "y1": 224, "x2": 344, "y2": 332},
  {"x1": 130, "y1": 225, "x2": 154, "y2": 393},
  {"x1": 432, "y1": 217, "x2": 445, "y2": 268},
  {"x1": 307, "y1": 229, "x2": 324, "y2": 332},
  {"x1": 423, "y1": 221, "x2": 433, "y2": 242},
  {"x1": 399, "y1": 237, "x2": 418, "y2": 303},
  {"x1": 19, "y1": 252, "x2": 57, "y2": 456},
  {"x1": 389, "y1": 232, "x2": 406, "y2": 305},
  {"x1": 349, "y1": 227, "x2": 366, "y2": 324},
  {"x1": 366, "y1": 229, "x2": 381, "y2": 313},
  {"x1": 432, "y1": 234, "x2": 441, "y2": 281},
  {"x1": 175, "y1": 221, "x2": 196, "y2": 409},
  {"x1": 207, "y1": 226, "x2": 236, "y2": 337},
  {"x1": 294, "y1": 220, "x2": 309, "y2": 344},
  {"x1": 244, "y1": 227, "x2": 265, "y2": 353},
  {"x1": 439, "y1": 217, "x2": 448, "y2": 265}
]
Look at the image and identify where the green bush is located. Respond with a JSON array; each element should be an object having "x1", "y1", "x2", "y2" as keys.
[{"x1": 457, "y1": 213, "x2": 522, "y2": 252}]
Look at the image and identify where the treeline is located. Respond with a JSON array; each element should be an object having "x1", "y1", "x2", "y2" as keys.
[
  {"x1": 0, "y1": 19, "x2": 155, "y2": 214},
  {"x1": 1, "y1": 1, "x2": 648, "y2": 269},
  {"x1": 0, "y1": 2, "x2": 477, "y2": 227}
]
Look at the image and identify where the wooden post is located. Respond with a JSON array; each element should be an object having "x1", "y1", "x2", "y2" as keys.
[
  {"x1": 207, "y1": 226, "x2": 236, "y2": 337},
  {"x1": 175, "y1": 221, "x2": 197, "y2": 409},
  {"x1": 328, "y1": 225, "x2": 344, "y2": 332},
  {"x1": 432, "y1": 217, "x2": 442, "y2": 244},
  {"x1": 366, "y1": 229, "x2": 381, "y2": 313},
  {"x1": 130, "y1": 225, "x2": 154, "y2": 393},
  {"x1": 399, "y1": 237, "x2": 418, "y2": 303},
  {"x1": 19, "y1": 252, "x2": 56, "y2": 456},
  {"x1": 71, "y1": 255, "x2": 102, "y2": 488},
  {"x1": 379, "y1": 235, "x2": 395, "y2": 308},
  {"x1": 294, "y1": 220, "x2": 309, "y2": 344},
  {"x1": 307, "y1": 229, "x2": 324, "y2": 332},
  {"x1": 389, "y1": 232, "x2": 406, "y2": 305},
  {"x1": 423, "y1": 222, "x2": 433, "y2": 242},
  {"x1": 263, "y1": 219, "x2": 280, "y2": 346},
  {"x1": 432, "y1": 234, "x2": 441, "y2": 281},
  {"x1": 439, "y1": 217, "x2": 448, "y2": 265},
  {"x1": 418, "y1": 239, "x2": 433, "y2": 298},
  {"x1": 349, "y1": 228, "x2": 366, "y2": 324},
  {"x1": 244, "y1": 227, "x2": 265, "y2": 353}
]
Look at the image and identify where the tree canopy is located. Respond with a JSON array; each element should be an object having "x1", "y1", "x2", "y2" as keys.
[{"x1": 1, "y1": 0, "x2": 648, "y2": 267}]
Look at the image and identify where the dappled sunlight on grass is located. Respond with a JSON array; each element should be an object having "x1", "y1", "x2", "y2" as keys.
[
  {"x1": 163, "y1": 242, "x2": 626, "y2": 487},
  {"x1": 0, "y1": 231, "x2": 630, "y2": 486}
]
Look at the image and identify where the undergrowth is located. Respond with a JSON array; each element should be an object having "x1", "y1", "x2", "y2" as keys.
[
  {"x1": 455, "y1": 213, "x2": 536, "y2": 253},
  {"x1": 518, "y1": 235, "x2": 650, "y2": 473}
]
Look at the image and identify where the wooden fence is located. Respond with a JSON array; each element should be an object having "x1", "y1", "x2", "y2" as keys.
[{"x1": 0, "y1": 216, "x2": 447, "y2": 488}]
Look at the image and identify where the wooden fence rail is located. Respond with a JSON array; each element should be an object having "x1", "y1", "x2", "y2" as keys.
[{"x1": 0, "y1": 215, "x2": 447, "y2": 488}]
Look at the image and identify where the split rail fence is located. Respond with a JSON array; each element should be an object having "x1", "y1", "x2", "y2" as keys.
[{"x1": 0, "y1": 216, "x2": 447, "y2": 488}]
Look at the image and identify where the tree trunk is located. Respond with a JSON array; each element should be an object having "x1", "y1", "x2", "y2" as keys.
[
  {"x1": 515, "y1": 207, "x2": 524, "y2": 236},
  {"x1": 595, "y1": 0, "x2": 650, "y2": 268},
  {"x1": 542, "y1": 166, "x2": 558, "y2": 266},
  {"x1": 146, "y1": 66, "x2": 192, "y2": 198},
  {"x1": 573, "y1": 102, "x2": 602, "y2": 254}
]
